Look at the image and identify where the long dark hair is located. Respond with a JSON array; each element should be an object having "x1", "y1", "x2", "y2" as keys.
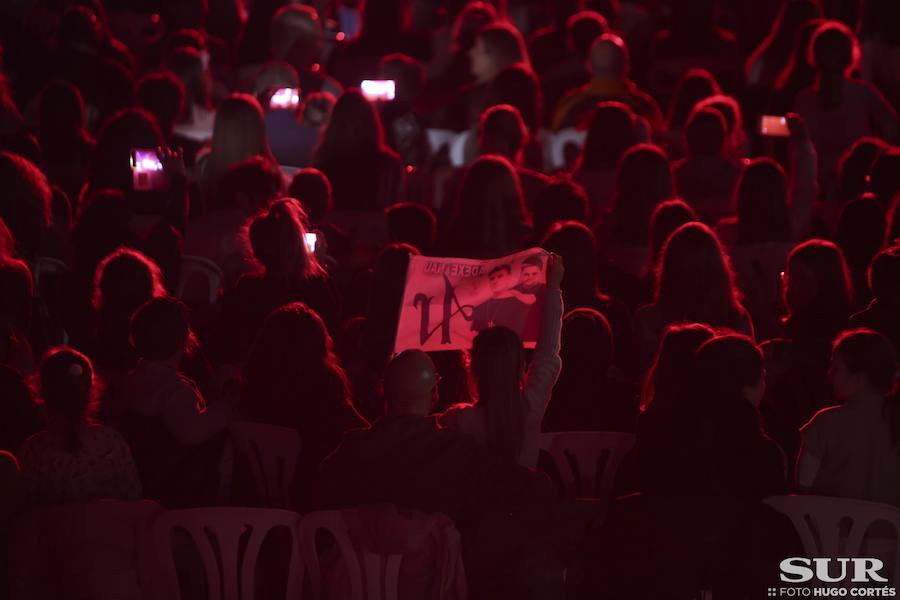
[
  {"x1": 783, "y1": 239, "x2": 854, "y2": 341},
  {"x1": 242, "y1": 302, "x2": 354, "y2": 426},
  {"x1": 444, "y1": 155, "x2": 529, "y2": 259},
  {"x1": 575, "y1": 101, "x2": 637, "y2": 172},
  {"x1": 247, "y1": 198, "x2": 325, "y2": 280},
  {"x1": 38, "y1": 347, "x2": 96, "y2": 453},
  {"x1": 655, "y1": 223, "x2": 745, "y2": 328},
  {"x1": 611, "y1": 144, "x2": 674, "y2": 247},
  {"x1": 641, "y1": 323, "x2": 715, "y2": 412},
  {"x1": 470, "y1": 326, "x2": 526, "y2": 462},
  {"x1": 540, "y1": 220, "x2": 603, "y2": 308},
  {"x1": 689, "y1": 335, "x2": 769, "y2": 472},
  {"x1": 832, "y1": 328, "x2": 900, "y2": 450},
  {"x1": 313, "y1": 89, "x2": 393, "y2": 210},
  {"x1": 735, "y1": 158, "x2": 792, "y2": 244}
]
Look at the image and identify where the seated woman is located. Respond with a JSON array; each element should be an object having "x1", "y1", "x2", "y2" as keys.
[
  {"x1": 634, "y1": 222, "x2": 753, "y2": 372},
  {"x1": 438, "y1": 254, "x2": 564, "y2": 468},
  {"x1": 117, "y1": 297, "x2": 231, "y2": 507},
  {"x1": 797, "y1": 328, "x2": 900, "y2": 507},
  {"x1": 239, "y1": 302, "x2": 367, "y2": 509},
  {"x1": 216, "y1": 198, "x2": 338, "y2": 363},
  {"x1": 542, "y1": 308, "x2": 637, "y2": 433},
  {"x1": 18, "y1": 347, "x2": 141, "y2": 505}
]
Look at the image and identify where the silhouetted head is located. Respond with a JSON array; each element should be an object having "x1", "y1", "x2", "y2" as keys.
[
  {"x1": 613, "y1": 144, "x2": 674, "y2": 246},
  {"x1": 783, "y1": 239, "x2": 854, "y2": 337},
  {"x1": 39, "y1": 346, "x2": 96, "y2": 452},
  {"x1": 735, "y1": 158, "x2": 791, "y2": 244},
  {"x1": 385, "y1": 203, "x2": 437, "y2": 253},
  {"x1": 648, "y1": 199, "x2": 697, "y2": 269},
  {"x1": 446, "y1": 155, "x2": 528, "y2": 259},
  {"x1": 809, "y1": 19, "x2": 859, "y2": 76},
  {"x1": 288, "y1": 168, "x2": 332, "y2": 224},
  {"x1": 541, "y1": 220, "x2": 598, "y2": 301},
  {"x1": 693, "y1": 334, "x2": 766, "y2": 410},
  {"x1": 642, "y1": 322, "x2": 715, "y2": 412},
  {"x1": 835, "y1": 195, "x2": 885, "y2": 276},
  {"x1": 130, "y1": 296, "x2": 190, "y2": 362},
  {"x1": 479, "y1": 103, "x2": 527, "y2": 161},
  {"x1": 215, "y1": 155, "x2": 285, "y2": 213},
  {"x1": 451, "y1": 1, "x2": 497, "y2": 53},
  {"x1": 93, "y1": 247, "x2": 166, "y2": 315},
  {"x1": 869, "y1": 246, "x2": 900, "y2": 307},
  {"x1": 588, "y1": 33, "x2": 629, "y2": 80},
  {"x1": 667, "y1": 68, "x2": 720, "y2": 130},
  {"x1": 383, "y1": 350, "x2": 440, "y2": 416},
  {"x1": 0, "y1": 152, "x2": 51, "y2": 259},
  {"x1": 533, "y1": 177, "x2": 588, "y2": 238},
  {"x1": 868, "y1": 150, "x2": 900, "y2": 210},
  {"x1": 136, "y1": 71, "x2": 186, "y2": 138},
  {"x1": 685, "y1": 106, "x2": 726, "y2": 158},
  {"x1": 270, "y1": 3, "x2": 322, "y2": 68},
  {"x1": 248, "y1": 198, "x2": 323, "y2": 279},
  {"x1": 567, "y1": 11, "x2": 608, "y2": 61},
  {"x1": 577, "y1": 101, "x2": 638, "y2": 171},
  {"x1": 656, "y1": 222, "x2": 742, "y2": 326},
  {"x1": 90, "y1": 108, "x2": 163, "y2": 191},
  {"x1": 470, "y1": 22, "x2": 529, "y2": 83},
  {"x1": 484, "y1": 65, "x2": 542, "y2": 133},
  {"x1": 830, "y1": 328, "x2": 898, "y2": 401}
]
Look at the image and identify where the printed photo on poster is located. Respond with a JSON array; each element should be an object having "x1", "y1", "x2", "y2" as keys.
[{"x1": 393, "y1": 248, "x2": 550, "y2": 354}]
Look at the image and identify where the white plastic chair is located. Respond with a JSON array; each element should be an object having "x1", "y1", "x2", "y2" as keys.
[
  {"x1": 539, "y1": 431, "x2": 636, "y2": 500},
  {"x1": 176, "y1": 254, "x2": 223, "y2": 305},
  {"x1": 763, "y1": 495, "x2": 900, "y2": 582},
  {"x1": 298, "y1": 508, "x2": 465, "y2": 600},
  {"x1": 230, "y1": 422, "x2": 302, "y2": 508},
  {"x1": 544, "y1": 127, "x2": 587, "y2": 170},
  {"x1": 151, "y1": 507, "x2": 304, "y2": 600},
  {"x1": 9, "y1": 500, "x2": 162, "y2": 600}
]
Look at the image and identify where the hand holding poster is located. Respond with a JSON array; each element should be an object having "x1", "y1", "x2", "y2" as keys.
[{"x1": 393, "y1": 248, "x2": 550, "y2": 354}]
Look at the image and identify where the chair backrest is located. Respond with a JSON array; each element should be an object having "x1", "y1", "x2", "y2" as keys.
[
  {"x1": 9, "y1": 500, "x2": 162, "y2": 600},
  {"x1": 230, "y1": 421, "x2": 302, "y2": 508},
  {"x1": 539, "y1": 431, "x2": 636, "y2": 500},
  {"x1": 763, "y1": 495, "x2": 900, "y2": 582},
  {"x1": 176, "y1": 254, "x2": 223, "y2": 305},
  {"x1": 298, "y1": 508, "x2": 465, "y2": 600},
  {"x1": 151, "y1": 507, "x2": 303, "y2": 600},
  {"x1": 298, "y1": 510, "x2": 368, "y2": 600}
]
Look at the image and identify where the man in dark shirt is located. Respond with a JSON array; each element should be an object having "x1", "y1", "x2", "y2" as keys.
[{"x1": 314, "y1": 350, "x2": 563, "y2": 599}]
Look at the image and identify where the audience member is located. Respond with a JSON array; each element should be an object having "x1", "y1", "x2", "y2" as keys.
[
  {"x1": 313, "y1": 89, "x2": 406, "y2": 210},
  {"x1": 18, "y1": 347, "x2": 141, "y2": 505},
  {"x1": 553, "y1": 33, "x2": 663, "y2": 132},
  {"x1": 797, "y1": 329, "x2": 900, "y2": 506},
  {"x1": 117, "y1": 296, "x2": 231, "y2": 506},
  {"x1": 315, "y1": 349, "x2": 563, "y2": 599},
  {"x1": 850, "y1": 246, "x2": 900, "y2": 355},
  {"x1": 438, "y1": 254, "x2": 563, "y2": 468},
  {"x1": 634, "y1": 222, "x2": 753, "y2": 370},
  {"x1": 674, "y1": 106, "x2": 742, "y2": 226},
  {"x1": 239, "y1": 302, "x2": 366, "y2": 508}
]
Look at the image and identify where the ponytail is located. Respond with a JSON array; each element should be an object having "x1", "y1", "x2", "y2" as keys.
[{"x1": 39, "y1": 347, "x2": 95, "y2": 454}]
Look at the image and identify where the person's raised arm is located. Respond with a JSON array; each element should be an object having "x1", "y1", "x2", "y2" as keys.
[{"x1": 523, "y1": 253, "x2": 564, "y2": 411}]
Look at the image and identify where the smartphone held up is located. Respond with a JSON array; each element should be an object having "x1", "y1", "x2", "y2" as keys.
[
  {"x1": 269, "y1": 87, "x2": 301, "y2": 110},
  {"x1": 759, "y1": 115, "x2": 790, "y2": 137},
  {"x1": 360, "y1": 79, "x2": 395, "y2": 102}
]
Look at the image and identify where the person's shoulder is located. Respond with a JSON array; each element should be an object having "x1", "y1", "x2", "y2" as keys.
[{"x1": 801, "y1": 404, "x2": 843, "y2": 433}]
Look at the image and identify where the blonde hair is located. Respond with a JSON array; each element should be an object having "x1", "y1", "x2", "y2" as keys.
[{"x1": 201, "y1": 93, "x2": 275, "y2": 200}]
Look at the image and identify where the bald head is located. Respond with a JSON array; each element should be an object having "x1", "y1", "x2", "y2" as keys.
[
  {"x1": 383, "y1": 350, "x2": 439, "y2": 416},
  {"x1": 589, "y1": 33, "x2": 629, "y2": 80}
]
